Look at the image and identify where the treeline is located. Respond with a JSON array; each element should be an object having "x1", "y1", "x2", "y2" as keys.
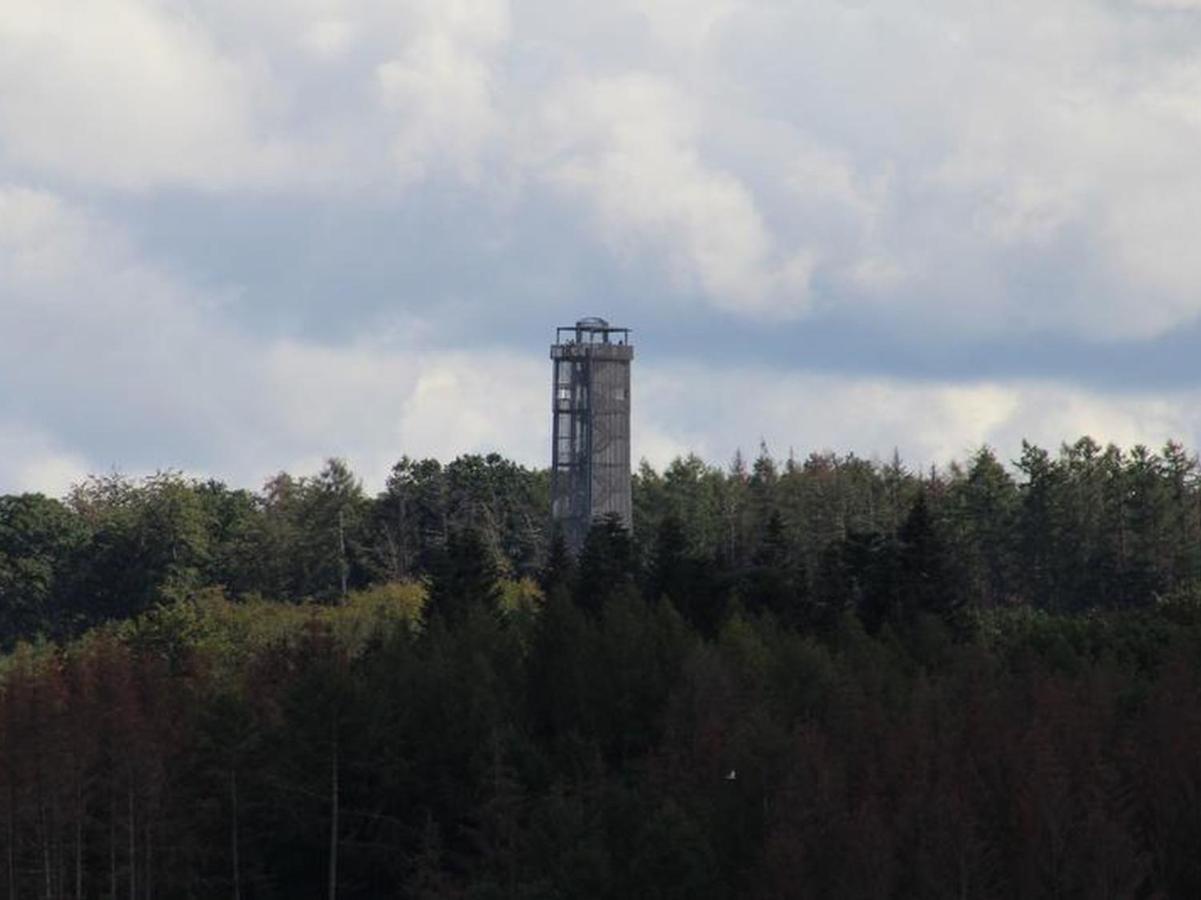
[
  {"x1": 0, "y1": 454, "x2": 548, "y2": 647},
  {"x1": 634, "y1": 436, "x2": 1201, "y2": 621},
  {"x1": 4, "y1": 437, "x2": 1201, "y2": 648}
]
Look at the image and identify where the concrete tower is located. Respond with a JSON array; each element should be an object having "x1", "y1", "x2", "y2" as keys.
[{"x1": 550, "y1": 318, "x2": 634, "y2": 552}]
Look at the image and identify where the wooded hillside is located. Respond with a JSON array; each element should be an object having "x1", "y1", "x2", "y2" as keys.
[{"x1": 2, "y1": 438, "x2": 1201, "y2": 897}]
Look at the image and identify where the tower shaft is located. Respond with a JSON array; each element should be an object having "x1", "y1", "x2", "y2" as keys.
[{"x1": 550, "y1": 318, "x2": 634, "y2": 552}]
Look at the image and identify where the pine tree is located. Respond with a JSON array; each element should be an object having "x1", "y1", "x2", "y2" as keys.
[
  {"x1": 538, "y1": 529, "x2": 576, "y2": 598},
  {"x1": 897, "y1": 492, "x2": 956, "y2": 624},
  {"x1": 575, "y1": 513, "x2": 637, "y2": 616},
  {"x1": 425, "y1": 526, "x2": 502, "y2": 626},
  {"x1": 746, "y1": 510, "x2": 807, "y2": 627}
]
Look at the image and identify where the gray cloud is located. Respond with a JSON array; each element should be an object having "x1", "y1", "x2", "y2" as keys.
[{"x1": 3, "y1": 0, "x2": 1201, "y2": 493}]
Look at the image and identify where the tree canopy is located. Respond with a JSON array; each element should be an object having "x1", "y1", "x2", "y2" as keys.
[{"x1": 1, "y1": 439, "x2": 1201, "y2": 895}]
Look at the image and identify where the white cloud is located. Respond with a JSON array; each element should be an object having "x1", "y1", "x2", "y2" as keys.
[
  {"x1": 532, "y1": 74, "x2": 814, "y2": 316},
  {"x1": 3, "y1": 182, "x2": 1199, "y2": 498},
  {"x1": 377, "y1": 37, "x2": 498, "y2": 185},
  {"x1": 300, "y1": 19, "x2": 358, "y2": 60},
  {"x1": 8, "y1": 0, "x2": 1201, "y2": 495},
  {"x1": 376, "y1": 0, "x2": 510, "y2": 186},
  {"x1": 0, "y1": 0, "x2": 512, "y2": 192},
  {"x1": 864, "y1": 0, "x2": 1201, "y2": 337},
  {"x1": 635, "y1": 363, "x2": 1201, "y2": 473},
  {"x1": 0, "y1": 424, "x2": 90, "y2": 497},
  {"x1": 0, "y1": 185, "x2": 548, "y2": 493},
  {"x1": 260, "y1": 340, "x2": 546, "y2": 485},
  {"x1": 621, "y1": 0, "x2": 742, "y2": 52},
  {"x1": 0, "y1": 0, "x2": 302, "y2": 189},
  {"x1": 7, "y1": 0, "x2": 1201, "y2": 335},
  {"x1": 785, "y1": 141, "x2": 886, "y2": 239}
]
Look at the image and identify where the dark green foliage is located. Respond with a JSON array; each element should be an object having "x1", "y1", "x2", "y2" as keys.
[
  {"x1": 896, "y1": 491, "x2": 956, "y2": 624},
  {"x1": 0, "y1": 452, "x2": 550, "y2": 645},
  {"x1": 947, "y1": 446, "x2": 1019, "y2": 607},
  {"x1": 68, "y1": 470, "x2": 213, "y2": 622},
  {"x1": 426, "y1": 526, "x2": 502, "y2": 625},
  {"x1": 0, "y1": 493, "x2": 87, "y2": 643},
  {"x1": 647, "y1": 514, "x2": 725, "y2": 636},
  {"x1": 742, "y1": 509, "x2": 807, "y2": 627},
  {"x1": 1, "y1": 560, "x2": 1201, "y2": 896},
  {"x1": 837, "y1": 530, "x2": 898, "y2": 634},
  {"x1": 6, "y1": 436, "x2": 1201, "y2": 649},
  {"x1": 647, "y1": 513, "x2": 689, "y2": 605},
  {"x1": 301, "y1": 458, "x2": 370, "y2": 600},
  {"x1": 575, "y1": 513, "x2": 638, "y2": 616},
  {"x1": 526, "y1": 576, "x2": 595, "y2": 743},
  {"x1": 373, "y1": 454, "x2": 549, "y2": 583},
  {"x1": 537, "y1": 528, "x2": 575, "y2": 597},
  {"x1": 5, "y1": 440, "x2": 1201, "y2": 894}
]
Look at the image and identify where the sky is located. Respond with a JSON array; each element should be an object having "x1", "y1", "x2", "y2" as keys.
[{"x1": 4, "y1": 0, "x2": 1201, "y2": 495}]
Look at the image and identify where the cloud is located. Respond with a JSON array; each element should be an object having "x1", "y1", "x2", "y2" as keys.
[
  {"x1": 0, "y1": 0, "x2": 511, "y2": 193},
  {"x1": 299, "y1": 19, "x2": 358, "y2": 61},
  {"x1": 0, "y1": 185, "x2": 548, "y2": 493},
  {"x1": 1135, "y1": 0, "x2": 1201, "y2": 9},
  {"x1": 377, "y1": 37, "x2": 503, "y2": 185},
  {"x1": 635, "y1": 363, "x2": 1201, "y2": 472},
  {"x1": 1, "y1": 184, "x2": 1197, "y2": 499},
  {"x1": 620, "y1": 0, "x2": 741, "y2": 51},
  {"x1": 0, "y1": 0, "x2": 303, "y2": 190},
  {"x1": 0, "y1": 424, "x2": 90, "y2": 497},
  {"x1": 532, "y1": 74, "x2": 815, "y2": 316},
  {"x1": 6, "y1": 0, "x2": 1201, "y2": 496},
  {"x1": 375, "y1": 1, "x2": 511, "y2": 186},
  {"x1": 260, "y1": 340, "x2": 546, "y2": 484},
  {"x1": 8, "y1": 0, "x2": 1201, "y2": 337}
]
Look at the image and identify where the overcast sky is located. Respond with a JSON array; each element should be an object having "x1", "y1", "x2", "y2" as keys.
[{"x1": 4, "y1": 0, "x2": 1201, "y2": 494}]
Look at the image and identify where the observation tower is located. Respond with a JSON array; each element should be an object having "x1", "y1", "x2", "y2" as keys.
[{"x1": 550, "y1": 318, "x2": 634, "y2": 552}]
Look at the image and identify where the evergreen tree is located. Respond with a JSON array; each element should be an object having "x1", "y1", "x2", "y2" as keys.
[
  {"x1": 300, "y1": 458, "x2": 368, "y2": 601},
  {"x1": 897, "y1": 491, "x2": 956, "y2": 624},
  {"x1": 1122, "y1": 444, "x2": 1170, "y2": 605},
  {"x1": 952, "y1": 446, "x2": 1019, "y2": 608},
  {"x1": 745, "y1": 509, "x2": 807, "y2": 627},
  {"x1": 575, "y1": 513, "x2": 638, "y2": 616},
  {"x1": 844, "y1": 530, "x2": 898, "y2": 633},
  {"x1": 1162, "y1": 441, "x2": 1201, "y2": 588},
  {"x1": 648, "y1": 513, "x2": 690, "y2": 605},
  {"x1": 425, "y1": 526, "x2": 502, "y2": 626},
  {"x1": 375, "y1": 457, "x2": 448, "y2": 579},
  {"x1": 1017, "y1": 441, "x2": 1063, "y2": 607},
  {"x1": 538, "y1": 528, "x2": 576, "y2": 598}
]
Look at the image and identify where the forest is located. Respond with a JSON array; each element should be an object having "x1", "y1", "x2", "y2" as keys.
[{"x1": 2, "y1": 437, "x2": 1201, "y2": 897}]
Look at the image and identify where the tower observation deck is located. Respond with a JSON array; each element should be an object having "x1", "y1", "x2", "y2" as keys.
[{"x1": 550, "y1": 318, "x2": 634, "y2": 553}]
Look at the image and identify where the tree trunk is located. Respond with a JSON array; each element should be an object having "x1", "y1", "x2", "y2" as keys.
[
  {"x1": 38, "y1": 796, "x2": 50, "y2": 900},
  {"x1": 230, "y1": 770, "x2": 240, "y2": 900},
  {"x1": 126, "y1": 784, "x2": 134, "y2": 900},
  {"x1": 337, "y1": 509, "x2": 349, "y2": 600},
  {"x1": 395, "y1": 493, "x2": 411, "y2": 577},
  {"x1": 73, "y1": 786, "x2": 81, "y2": 900},
  {"x1": 143, "y1": 820, "x2": 151, "y2": 900},
  {"x1": 8, "y1": 783, "x2": 17, "y2": 900},
  {"x1": 327, "y1": 722, "x2": 338, "y2": 900},
  {"x1": 108, "y1": 793, "x2": 115, "y2": 900}
]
